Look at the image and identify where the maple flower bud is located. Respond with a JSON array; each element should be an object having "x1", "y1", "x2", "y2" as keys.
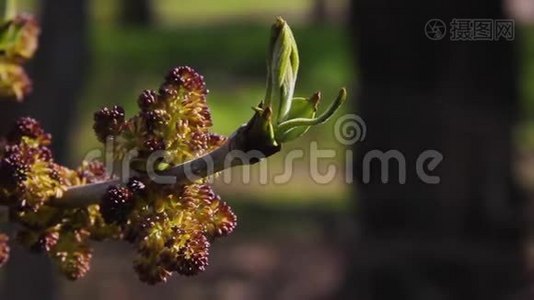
[
  {"x1": 7, "y1": 116, "x2": 51, "y2": 145},
  {"x1": 165, "y1": 66, "x2": 207, "y2": 93},
  {"x1": 137, "y1": 89, "x2": 158, "y2": 111},
  {"x1": 181, "y1": 184, "x2": 237, "y2": 239},
  {"x1": 93, "y1": 106, "x2": 126, "y2": 143},
  {"x1": 142, "y1": 109, "x2": 169, "y2": 133},
  {"x1": 209, "y1": 197, "x2": 237, "y2": 238},
  {"x1": 143, "y1": 136, "x2": 166, "y2": 152},
  {"x1": 174, "y1": 233, "x2": 210, "y2": 276},
  {"x1": 100, "y1": 185, "x2": 134, "y2": 224},
  {"x1": 50, "y1": 230, "x2": 92, "y2": 280}
]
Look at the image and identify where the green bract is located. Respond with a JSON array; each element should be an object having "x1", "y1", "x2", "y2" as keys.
[{"x1": 258, "y1": 17, "x2": 347, "y2": 145}]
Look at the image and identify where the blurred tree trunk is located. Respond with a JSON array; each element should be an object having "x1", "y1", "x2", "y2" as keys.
[
  {"x1": 343, "y1": 0, "x2": 526, "y2": 299},
  {"x1": 0, "y1": 0, "x2": 89, "y2": 299},
  {"x1": 311, "y1": 0, "x2": 328, "y2": 24},
  {"x1": 120, "y1": 0, "x2": 152, "y2": 27}
]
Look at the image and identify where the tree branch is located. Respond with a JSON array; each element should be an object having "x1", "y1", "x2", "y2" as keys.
[{"x1": 49, "y1": 119, "x2": 281, "y2": 208}]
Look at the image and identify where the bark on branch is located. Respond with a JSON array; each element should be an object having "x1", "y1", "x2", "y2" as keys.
[{"x1": 49, "y1": 120, "x2": 281, "y2": 208}]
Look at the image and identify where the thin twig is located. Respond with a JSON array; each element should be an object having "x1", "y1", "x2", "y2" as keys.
[
  {"x1": 50, "y1": 179, "x2": 121, "y2": 208},
  {"x1": 49, "y1": 121, "x2": 281, "y2": 208}
]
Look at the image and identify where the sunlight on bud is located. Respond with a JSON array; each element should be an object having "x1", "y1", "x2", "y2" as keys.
[{"x1": 259, "y1": 18, "x2": 346, "y2": 145}]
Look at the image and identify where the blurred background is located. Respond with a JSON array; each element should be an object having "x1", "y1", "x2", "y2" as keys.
[{"x1": 0, "y1": 0, "x2": 533, "y2": 299}]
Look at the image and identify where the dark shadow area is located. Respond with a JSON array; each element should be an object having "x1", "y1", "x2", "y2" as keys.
[
  {"x1": 0, "y1": 0, "x2": 88, "y2": 299},
  {"x1": 343, "y1": 0, "x2": 528, "y2": 299}
]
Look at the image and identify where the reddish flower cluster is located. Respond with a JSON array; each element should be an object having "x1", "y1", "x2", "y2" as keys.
[
  {"x1": 100, "y1": 185, "x2": 134, "y2": 224},
  {"x1": 125, "y1": 182, "x2": 236, "y2": 283},
  {"x1": 96, "y1": 66, "x2": 225, "y2": 166},
  {"x1": 7, "y1": 116, "x2": 51, "y2": 144},
  {"x1": 0, "y1": 117, "x2": 118, "y2": 279},
  {"x1": 0, "y1": 14, "x2": 40, "y2": 101},
  {"x1": 0, "y1": 117, "x2": 63, "y2": 210},
  {"x1": 93, "y1": 106, "x2": 126, "y2": 143},
  {"x1": 92, "y1": 66, "x2": 236, "y2": 284},
  {"x1": 0, "y1": 67, "x2": 236, "y2": 283}
]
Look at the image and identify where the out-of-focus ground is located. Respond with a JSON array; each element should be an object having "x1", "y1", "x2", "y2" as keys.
[
  {"x1": 2, "y1": 0, "x2": 534, "y2": 299},
  {"x1": 57, "y1": 204, "x2": 353, "y2": 300}
]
